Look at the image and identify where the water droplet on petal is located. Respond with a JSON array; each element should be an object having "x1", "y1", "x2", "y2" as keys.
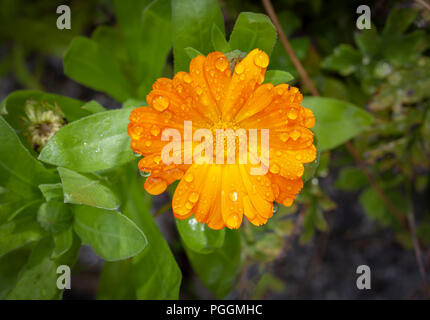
[
  {"x1": 287, "y1": 108, "x2": 298, "y2": 120},
  {"x1": 133, "y1": 151, "x2": 142, "y2": 157},
  {"x1": 215, "y1": 57, "x2": 228, "y2": 72},
  {"x1": 189, "y1": 192, "x2": 199, "y2": 203},
  {"x1": 139, "y1": 170, "x2": 151, "y2": 177},
  {"x1": 290, "y1": 130, "x2": 301, "y2": 141},
  {"x1": 229, "y1": 191, "x2": 238, "y2": 202},
  {"x1": 269, "y1": 164, "x2": 280, "y2": 174},
  {"x1": 145, "y1": 177, "x2": 167, "y2": 195},
  {"x1": 254, "y1": 52, "x2": 269, "y2": 68},
  {"x1": 129, "y1": 125, "x2": 144, "y2": 139},
  {"x1": 235, "y1": 63, "x2": 244, "y2": 74},
  {"x1": 196, "y1": 86, "x2": 203, "y2": 95},
  {"x1": 184, "y1": 74, "x2": 192, "y2": 83},
  {"x1": 153, "y1": 96, "x2": 169, "y2": 112},
  {"x1": 227, "y1": 214, "x2": 239, "y2": 228},
  {"x1": 273, "y1": 202, "x2": 279, "y2": 214},
  {"x1": 280, "y1": 132, "x2": 289, "y2": 142},
  {"x1": 150, "y1": 125, "x2": 160, "y2": 136},
  {"x1": 184, "y1": 172, "x2": 194, "y2": 182}
]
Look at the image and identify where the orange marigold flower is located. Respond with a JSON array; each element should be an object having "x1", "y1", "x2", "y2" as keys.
[{"x1": 128, "y1": 49, "x2": 316, "y2": 230}]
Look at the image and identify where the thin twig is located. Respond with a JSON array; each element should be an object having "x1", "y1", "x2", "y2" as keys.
[
  {"x1": 415, "y1": 0, "x2": 430, "y2": 11},
  {"x1": 407, "y1": 198, "x2": 428, "y2": 285},
  {"x1": 262, "y1": 0, "x2": 320, "y2": 96},
  {"x1": 262, "y1": 0, "x2": 408, "y2": 228}
]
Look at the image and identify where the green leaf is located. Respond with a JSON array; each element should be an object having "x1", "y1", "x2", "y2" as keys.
[
  {"x1": 58, "y1": 167, "x2": 120, "y2": 210},
  {"x1": 185, "y1": 229, "x2": 241, "y2": 298},
  {"x1": 124, "y1": 181, "x2": 181, "y2": 299},
  {"x1": 39, "y1": 183, "x2": 63, "y2": 202},
  {"x1": 382, "y1": 31, "x2": 428, "y2": 66},
  {"x1": 359, "y1": 188, "x2": 405, "y2": 228},
  {"x1": 354, "y1": 28, "x2": 380, "y2": 57},
  {"x1": 98, "y1": 259, "x2": 136, "y2": 299},
  {"x1": 136, "y1": 0, "x2": 172, "y2": 96},
  {"x1": 113, "y1": 0, "x2": 150, "y2": 68},
  {"x1": 229, "y1": 12, "x2": 277, "y2": 56},
  {"x1": 99, "y1": 162, "x2": 181, "y2": 299},
  {"x1": 0, "y1": 247, "x2": 30, "y2": 299},
  {"x1": 73, "y1": 205, "x2": 147, "y2": 261},
  {"x1": 81, "y1": 100, "x2": 106, "y2": 114},
  {"x1": 51, "y1": 228, "x2": 73, "y2": 259},
  {"x1": 335, "y1": 167, "x2": 368, "y2": 191},
  {"x1": 0, "y1": 116, "x2": 58, "y2": 199},
  {"x1": 64, "y1": 37, "x2": 134, "y2": 102},
  {"x1": 383, "y1": 7, "x2": 418, "y2": 35},
  {"x1": 37, "y1": 201, "x2": 73, "y2": 233},
  {"x1": 211, "y1": 24, "x2": 231, "y2": 52},
  {"x1": 172, "y1": 0, "x2": 224, "y2": 72},
  {"x1": 39, "y1": 108, "x2": 135, "y2": 173},
  {"x1": 6, "y1": 199, "x2": 43, "y2": 222},
  {"x1": 263, "y1": 70, "x2": 294, "y2": 86},
  {"x1": 184, "y1": 47, "x2": 204, "y2": 60},
  {"x1": 0, "y1": 214, "x2": 45, "y2": 258},
  {"x1": 322, "y1": 44, "x2": 362, "y2": 76},
  {"x1": 302, "y1": 97, "x2": 373, "y2": 151},
  {"x1": 0, "y1": 90, "x2": 89, "y2": 128},
  {"x1": 6, "y1": 236, "x2": 80, "y2": 299},
  {"x1": 176, "y1": 217, "x2": 225, "y2": 254}
]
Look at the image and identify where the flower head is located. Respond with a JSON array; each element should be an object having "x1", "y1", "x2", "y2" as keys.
[
  {"x1": 128, "y1": 49, "x2": 316, "y2": 229},
  {"x1": 22, "y1": 99, "x2": 66, "y2": 152}
]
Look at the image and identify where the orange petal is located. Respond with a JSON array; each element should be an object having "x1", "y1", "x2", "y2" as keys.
[
  {"x1": 172, "y1": 164, "x2": 209, "y2": 219},
  {"x1": 222, "y1": 49, "x2": 268, "y2": 121},
  {"x1": 238, "y1": 164, "x2": 273, "y2": 220},
  {"x1": 221, "y1": 165, "x2": 245, "y2": 229}
]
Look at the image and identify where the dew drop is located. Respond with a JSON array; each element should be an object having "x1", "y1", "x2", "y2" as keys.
[
  {"x1": 145, "y1": 177, "x2": 167, "y2": 195},
  {"x1": 184, "y1": 74, "x2": 192, "y2": 83},
  {"x1": 184, "y1": 172, "x2": 194, "y2": 182},
  {"x1": 185, "y1": 201, "x2": 194, "y2": 210},
  {"x1": 133, "y1": 151, "x2": 142, "y2": 157},
  {"x1": 287, "y1": 108, "x2": 298, "y2": 120},
  {"x1": 273, "y1": 202, "x2": 279, "y2": 214},
  {"x1": 229, "y1": 191, "x2": 238, "y2": 202},
  {"x1": 189, "y1": 192, "x2": 199, "y2": 203},
  {"x1": 215, "y1": 57, "x2": 228, "y2": 72},
  {"x1": 254, "y1": 52, "x2": 269, "y2": 68},
  {"x1": 153, "y1": 96, "x2": 169, "y2": 112},
  {"x1": 139, "y1": 170, "x2": 151, "y2": 177},
  {"x1": 269, "y1": 164, "x2": 280, "y2": 174},
  {"x1": 150, "y1": 125, "x2": 160, "y2": 136},
  {"x1": 290, "y1": 130, "x2": 301, "y2": 141},
  {"x1": 235, "y1": 63, "x2": 244, "y2": 74},
  {"x1": 280, "y1": 132, "x2": 289, "y2": 142},
  {"x1": 227, "y1": 214, "x2": 239, "y2": 228},
  {"x1": 196, "y1": 86, "x2": 203, "y2": 95},
  {"x1": 145, "y1": 140, "x2": 152, "y2": 147}
]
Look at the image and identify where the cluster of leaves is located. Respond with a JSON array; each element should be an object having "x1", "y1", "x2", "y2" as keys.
[
  {"x1": 321, "y1": 6, "x2": 430, "y2": 246},
  {"x1": 0, "y1": 0, "x2": 376, "y2": 299}
]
